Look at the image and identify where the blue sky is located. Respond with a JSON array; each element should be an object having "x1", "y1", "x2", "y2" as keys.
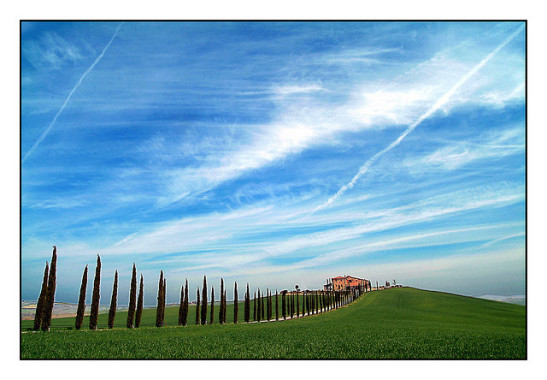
[{"x1": 21, "y1": 21, "x2": 525, "y2": 305}]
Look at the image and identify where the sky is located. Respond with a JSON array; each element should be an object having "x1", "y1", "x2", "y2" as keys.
[{"x1": 21, "y1": 21, "x2": 525, "y2": 306}]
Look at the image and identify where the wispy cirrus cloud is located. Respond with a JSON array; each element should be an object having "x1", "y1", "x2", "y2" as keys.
[
  {"x1": 22, "y1": 32, "x2": 85, "y2": 70},
  {"x1": 158, "y1": 37, "x2": 524, "y2": 207},
  {"x1": 404, "y1": 126, "x2": 524, "y2": 172},
  {"x1": 21, "y1": 22, "x2": 526, "y2": 302},
  {"x1": 315, "y1": 24, "x2": 524, "y2": 211}
]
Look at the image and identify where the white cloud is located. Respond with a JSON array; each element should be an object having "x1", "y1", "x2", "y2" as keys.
[
  {"x1": 273, "y1": 83, "x2": 326, "y2": 96},
  {"x1": 404, "y1": 126, "x2": 524, "y2": 172},
  {"x1": 23, "y1": 32, "x2": 85, "y2": 70},
  {"x1": 155, "y1": 30, "x2": 524, "y2": 207}
]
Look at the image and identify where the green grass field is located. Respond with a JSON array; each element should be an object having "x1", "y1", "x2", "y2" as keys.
[{"x1": 20, "y1": 287, "x2": 526, "y2": 359}]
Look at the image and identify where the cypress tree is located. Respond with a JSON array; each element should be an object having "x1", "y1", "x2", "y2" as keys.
[
  {"x1": 210, "y1": 286, "x2": 215, "y2": 324},
  {"x1": 127, "y1": 263, "x2": 137, "y2": 328},
  {"x1": 219, "y1": 278, "x2": 224, "y2": 324},
  {"x1": 296, "y1": 291, "x2": 300, "y2": 317},
  {"x1": 233, "y1": 282, "x2": 238, "y2": 324},
  {"x1": 222, "y1": 289, "x2": 226, "y2": 323},
  {"x1": 282, "y1": 291, "x2": 286, "y2": 319},
  {"x1": 201, "y1": 276, "x2": 208, "y2": 325},
  {"x1": 41, "y1": 246, "x2": 57, "y2": 331},
  {"x1": 253, "y1": 292, "x2": 257, "y2": 321},
  {"x1": 182, "y1": 278, "x2": 189, "y2": 326},
  {"x1": 75, "y1": 265, "x2": 87, "y2": 330},
  {"x1": 108, "y1": 271, "x2": 118, "y2": 329},
  {"x1": 265, "y1": 289, "x2": 270, "y2": 321},
  {"x1": 155, "y1": 271, "x2": 164, "y2": 327},
  {"x1": 89, "y1": 254, "x2": 101, "y2": 330},
  {"x1": 178, "y1": 285, "x2": 185, "y2": 326},
  {"x1": 257, "y1": 289, "x2": 261, "y2": 322},
  {"x1": 195, "y1": 288, "x2": 200, "y2": 325},
  {"x1": 289, "y1": 293, "x2": 293, "y2": 318},
  {"x1": 270, "y1": 291, "x2": 273, "y2": 320},
  {"x1": 33, "y1": 261, "x2": 49, "y2": 331},
  {"x1": 135, "y1": 274, "x2": 144, "y2": 328},
  {"x1": 244, "y1": 283, "x2": 250, "y2": 323},
  {"x1": 270, "y1": 290, "x2": 274, "y2": 320},
  {"x1": 161, "y1": 278, "x2": 166, "y2": 326},
  {"x1": 275, "y1": 290, "x2": 279, "y2": 321},
  {"x1": 260, "y1": 293, "x2": 266, "y2": 319}
]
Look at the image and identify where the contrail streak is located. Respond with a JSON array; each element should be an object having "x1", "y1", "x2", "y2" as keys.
[
  {"x1": 22, "y1": 22, "x2": 124, "y2": 164},
  {"x1": 314, "y1": 24, "x2": 524, "y2": 212}
]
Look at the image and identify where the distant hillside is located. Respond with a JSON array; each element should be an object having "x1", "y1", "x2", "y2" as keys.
[{"x1": 479, "y1": 294, "x2": 526, "y2": 306}]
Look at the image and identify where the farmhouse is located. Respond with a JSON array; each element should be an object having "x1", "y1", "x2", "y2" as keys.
[{"x1": 323, "y1": 275, "x2": 371, "y2": 292}]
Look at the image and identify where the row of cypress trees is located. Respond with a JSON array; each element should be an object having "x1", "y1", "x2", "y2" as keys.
[{"x1": 33, "y1": 248, "x2": 363, "y2": 331}]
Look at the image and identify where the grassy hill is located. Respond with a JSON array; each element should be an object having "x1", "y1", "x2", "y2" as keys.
[{"x1": 20, "y1": 287, "x2": 525, "y2": 359}]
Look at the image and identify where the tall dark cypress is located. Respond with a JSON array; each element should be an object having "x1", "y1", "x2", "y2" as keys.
[
  {"x1": 33, "y1": 261, "x2": 49, "y2": 331},
  {"x1": 155, "y1": 271, "x2": 164, "y2": 327},
  {"x1": 219, "y1": 278, "x2": 225, "y2": 324},
  {"x1": 282, "y1": 291, "x2": 286, "y2": 319},
  {"x1": 265, "y1": 289, "x2": 270, "y2": 321},
  {"x1": 161, "y1": 278, "x2": 166, "y2": 325},
  {"x1": 257, "y1": 289, "x2": 261, "y2": 322},
  {"x1": 289, "y1": 293, "x2": 293, "y2": 318},
  {"x1": 253, "y1": 292, "x2": 258, "y2": 321},
  {"x1": 178, "y1": 285, "x2": 185, "y2": 326},
  {"x1": 108, "y1": 271, "x2": 118, "y2": 329},
  {"x1": 135, "y1": 274, "x2": 144, "y2": 328},
  {"x1": 195, "y1": 288, "x2": 200, "y2": 325},
  {"x1": 296, "y1": 291, "x2": 300, "y2": 317},
  {"x1": 201, "y1": 276, "x2": 208, "y2": 325},
  {"x1": 75, "y1": 265, "x2": 87, "y2": 330},
  {"x1": 89, "y1": 254, "x2": 101, "y2": 330},
  {"x1": 41, "y1": 246, "x2": 57, "y2": 331},
  {"x1": 233, "y1": 282, "x2": 238, "y2": 324},
  {"x1": 266, "y1": 290, "x2": 269, "y2": 321},
  {"x1": 244, "y1": 283, "x2": 250, "y2": 323},
  {"x1": 127, "y1": 263, "x2": 137, "y2": 328},
  {"x1": 223, "y1": 289, "x2": 227, "y2": 323},
  {"x1": 182, "y1": 279, "x2": 189, "y2": 326},
  {"x1": 269, "y1": 290, "x2": 273, "y2": 320},
  {"x1": 261, "y1": 291, "x2": 265, "y2": 320},
  {"x1": 275, "y1": 290, "x2": 279, "y2": 321},
  {"x1": 210, "y1": 287, "x2": 215, "y2": 324}
]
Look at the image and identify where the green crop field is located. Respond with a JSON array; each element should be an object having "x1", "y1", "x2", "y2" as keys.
[{"x1": 20, "y1": 287, "x2": 526, "y2": 359}]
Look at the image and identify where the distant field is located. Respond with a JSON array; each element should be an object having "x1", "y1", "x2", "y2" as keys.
[{"x1": 20, "y1": 287, "x2": 526, "y2": 359}]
